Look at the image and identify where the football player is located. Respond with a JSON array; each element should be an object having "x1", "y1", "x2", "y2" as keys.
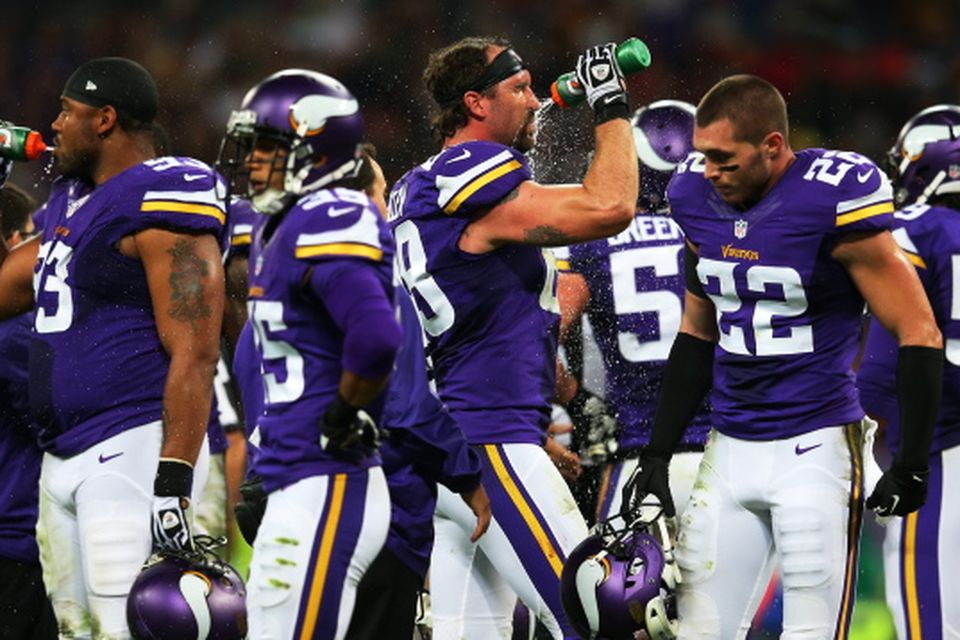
[
  {"x1": 217, "y1": 69, "x2": 402, "y2": 639},
  {"x1": 0, "y1": 58, "x2": 225, "y2": 637},
  {"x1": 388, "y1": 37, "x2": 638, "y2": 638},
  {"x1": 556, "y1": 100, "x2": 710, "y2": 523},
  {"x1": 623, "y1": 74, "x2": 943, "y2": 638},
  {"x1": 0, "y1": 181, "x2": 58, "y2": 639},
  {"x1": 857, "y1": 104, "x2": 960, "y2": 640}
]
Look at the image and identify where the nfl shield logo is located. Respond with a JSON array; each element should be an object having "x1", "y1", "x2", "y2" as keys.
[{"x1": 734, "y1": 219, "x2": 748, "y2": 239}]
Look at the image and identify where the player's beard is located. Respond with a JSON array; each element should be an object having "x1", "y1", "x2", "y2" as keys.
[
  {"x1": 512, "y1": 111, "x2": 537, "y2": 153},
  {"x1": 55, "y1": 134, "x2": 99, "y2": 182}
]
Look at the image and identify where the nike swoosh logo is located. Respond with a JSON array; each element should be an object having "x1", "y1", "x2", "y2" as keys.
[
  {"x1": 857, "y1": 169, "x2": 874, "y2": 183},
  {"x1": 328, "y1": 205, "x2": 356, "y2": 217},
  {"x1": 447, "y1": 148, "x2": 471, "y2": 163},
  {"x1": 183, "y1": 173, "x2": 207, "y2": 182},
  {"x1": 794, "y1": 443, "x2": 822, "y2": 456},
  {"x1": 98, "y1": 451, "x2": 124, "y2": 464},
  {"x1": 602, "y1": 94, "x2": 622, "y2": 105}
]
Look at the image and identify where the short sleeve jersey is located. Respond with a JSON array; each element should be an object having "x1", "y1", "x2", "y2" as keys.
[
  {"x1": 388, "y1": 141, "x2": 559, "y2": 445},
  {"x1": 30, "y1": 157, "x2": 226, "y2": 456},
  {"x1": 247, "y1": 187, "x2": 394, "y2": 492},
  {"x1": 567, "y1": 212, "x2": 710, "y2": 450},
  {"x1": 668, "y1": 148, "x2": 894, "y2": 439},
  {"x1": 857, "y1": 203, "x2": 960, "y2": 454}
]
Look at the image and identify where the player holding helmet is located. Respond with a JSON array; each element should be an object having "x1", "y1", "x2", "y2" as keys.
[
  {"x1": 217, "y1": 69, "x2": 402, "y2": 639},
  {"x1": 623, "y1": 74, "x2": 942, "y2": 638}
]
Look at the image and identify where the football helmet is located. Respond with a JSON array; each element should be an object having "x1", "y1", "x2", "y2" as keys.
[
  {"x1": 632, "y1": 100, "x2": 696, "y2": 212},
  {"x1": 561, "y1": 505, "x2": 680, "y2": 640},
  {"x1": 127, "y1": 536, "x2": 247, "y2": 639},
  {"x1": 885, "y1": 104, "x2": 960, "y2": 207},
  {"x1": 216, "y1": 68, "x2": 364, "y2": 214}
]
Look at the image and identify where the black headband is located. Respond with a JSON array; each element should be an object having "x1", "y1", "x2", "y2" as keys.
[
  {"x1": 63, "y1": 57, "x2": 159, "y2": 123},
  {"x1": 437, "y1": 48, "x2": 526, "y2": 107}
]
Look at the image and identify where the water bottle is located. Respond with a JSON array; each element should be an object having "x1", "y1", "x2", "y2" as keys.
[
  {"x1": 0, "y1": 124, "x2": 50, "y2": 161},
  {"x1": 550, "y1": 38, "x2": 652, "y2": 108}
]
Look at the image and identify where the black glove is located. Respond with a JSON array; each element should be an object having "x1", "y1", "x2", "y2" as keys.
[
  {"x1": 152, "y1": 458, "x2": 196, "y2": 552},
  {"x1": 235, "y1": 476, "x2": 268, "y2": 545},
  {"x1": 866, "y1": 462, "x2": 929, "y2": 517},
  {"x1": 321, "y1": 395, "x2": 380, "y2": 461},
  {"x1": 575, "y1": 43, "x2": 629, "y2": 123},
  {"x1": 565, "y1": 387, "x2": 619, "y2": 466},
  {"x1": 620, "y1": 453, "x2": 675, "y2": 518}
]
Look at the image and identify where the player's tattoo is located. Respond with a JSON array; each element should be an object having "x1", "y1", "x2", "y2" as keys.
[
  {"x1": 167, "y1": 238, "x2": 212, "y2": 331},
  {"x1": 523, "y1": 225, "x2": 574, "y2": 245}
]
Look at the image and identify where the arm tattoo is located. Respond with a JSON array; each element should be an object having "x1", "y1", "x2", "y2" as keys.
[
  {"x1": 167, "y1": 238, "x2": 212, "y2": 332},
  {"x1": 523, "y1": 225, "x2": 575, "y2": 246}
]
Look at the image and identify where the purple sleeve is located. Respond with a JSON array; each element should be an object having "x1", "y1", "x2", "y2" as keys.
[{"x1": 310, "y1": 263, "x2": 401, "y2": 379}]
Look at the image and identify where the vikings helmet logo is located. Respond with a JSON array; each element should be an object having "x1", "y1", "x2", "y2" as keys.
[{"x1": 288, "y1": 94, "x2": 359, "y2": 137}]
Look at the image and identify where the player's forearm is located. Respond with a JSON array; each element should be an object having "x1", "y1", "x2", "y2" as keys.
[
  {"x1": 337, "y1": 370, "x2": 390, "y2": 410},
  {"x1": 160, "y1": 354, "x2": 218, "y2": 463},
  {"x1": 582, "y1": 118, "x2": 638, "y2": 221}
]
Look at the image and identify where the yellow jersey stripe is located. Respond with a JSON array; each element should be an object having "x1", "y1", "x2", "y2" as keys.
[
  {"x1": 140, "y1": 200, "x2": 226, "y2": 224},
  {"x1": 294, "y1": 243, "x2": 384, "y2": 261},
  {"x1": 248, "y1": 286, "x2": 264, "y2": 298},
  {"x1": 835, "y1": 202, "x2": 893, "y2": 227},
  {"x1": 444, "y1": 160, "x2": 522, "y2": 214},
  {"x1": 299, "y1": 473, "x2": 347, "y2": 640},
  {"x1": 903, "y1": 511, "x2": 922, "y2": 638},
  {"x1": 232, "y1": 233, "x2": 252, "y2": 246},
  {"x1": 555, "y1": 259, "x2": 571, "y2": 271},
  {"x1": 484, "y1": 445, "x2": 564, "y2": 577},
  {"x1": 904, "y1": 252, "x2": 927, "y2": 270},
  {"x1": 836, "y1": 422, "x2": 863, "y2": 640}
]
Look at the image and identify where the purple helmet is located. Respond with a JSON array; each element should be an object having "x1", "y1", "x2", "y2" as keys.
[
  {"x1": 216, "y1": 68, "x2": 364, "y2": 214},
  {"x1": 632, "y1": 100, "x2": 696, "y2": 212},
  {"x1": 561, "y1": 509, "x2": 680, "y2": 639},
  {"x1": 127, "y1": 542, "x2": 247, "y2": 639},
  {"x1": 886, "y1": 104, "x2": 960, "y2": 207}
]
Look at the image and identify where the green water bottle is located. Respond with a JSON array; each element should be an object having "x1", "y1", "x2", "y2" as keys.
[
  {"x1": 0, "y1": 124, "x2": 50, "y2": 161},
  {"x1": 550, "y1": 38, "x2": 652, "y2": 108}
]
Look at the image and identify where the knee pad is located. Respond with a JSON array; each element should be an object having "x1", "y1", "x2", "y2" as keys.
[
  {"x1": 83, "y1": 518, "x2": 151, "y2": 597},
  {"x1": 775, "y1": 508, "x2": 833, "y2": 590},
  {"x1": 675, "y1": 495, "x2": 718, "y2": 586}
]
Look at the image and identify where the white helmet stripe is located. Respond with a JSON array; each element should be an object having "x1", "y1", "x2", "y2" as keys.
[
  {"x1": 179, "y1": 573, "x2": 212, "y2": 639},
  {"x1": 575, "y1": 556, "x2": 608, "y2": 637}
]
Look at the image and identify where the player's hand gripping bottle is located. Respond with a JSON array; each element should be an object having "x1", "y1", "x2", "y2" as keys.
[{"x1": 550, "y1": 38, "x2": 651, "y2": 108}]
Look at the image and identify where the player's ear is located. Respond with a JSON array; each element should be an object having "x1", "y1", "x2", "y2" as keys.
[
  {"x1": 96, "y1": 105, "x2": 120, "y2": 139},
  {"x1": 761, "y1": 131, "x2": 784, "y2": 159},
  {"x1": 462, "y1": 91, "x2": 486, "y2": 119}
]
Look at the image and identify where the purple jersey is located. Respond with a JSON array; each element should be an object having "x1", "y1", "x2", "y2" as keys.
[
  {"x1": 380, "y1": 288, "x2": 482, "y2": 578},
  {"x1": 388, "y1": 141, "x2": 559, "y2": 445},
  {"x1": 0, "y1": 314, "x2": 42, "y2": 563},
  {"x1": 857, "y1": 203, "x2": 960, "y2": 455},
  {"x1": 225, "y1": 196, "x2": 258, "y2": 263},
  {"x1": 248, "y1": 187, "x2": 393, "y2": 492},
  {"x1": 668, "y1": 148, "x2": 894, "y2": 440},
  {"x1": 566, "y1": 213, "x2": 710, "y2": 450},
  {"x1": 30, "y1": 157, "x2": 226, "y2": 456}
]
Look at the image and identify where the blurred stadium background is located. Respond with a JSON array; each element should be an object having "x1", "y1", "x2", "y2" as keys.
[{"x1": 6, "y1": 1, "x2": 958, "y2": 637}]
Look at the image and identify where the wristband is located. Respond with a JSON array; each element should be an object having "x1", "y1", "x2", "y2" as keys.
[
  {"x1": 154, "y1": 458, "x2": 194, "y2": 497},
  {"x1": 594, "y1": 100, "x2": 630, "y2": 125}
]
